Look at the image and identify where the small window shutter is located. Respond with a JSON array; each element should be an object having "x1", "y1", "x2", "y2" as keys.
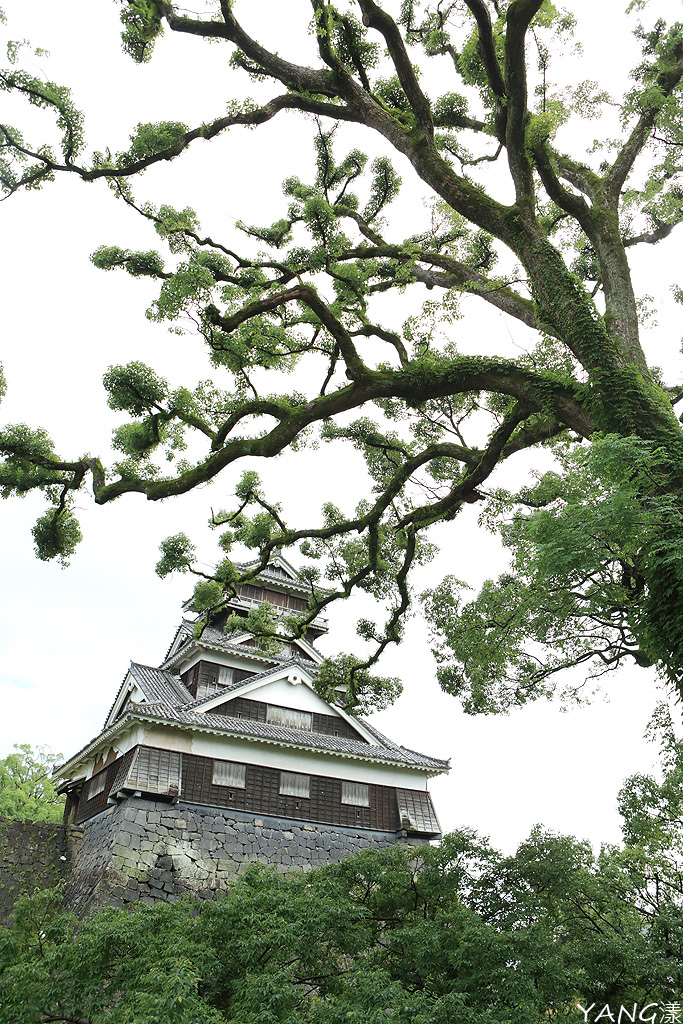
[
  {"x1": 218, "y1": 665, "x2": 233, "y2": 686},
  {"x1": 212, "y1": 760, "x2": 246, "y2": 788},
  {"x1": 267, "y1": 706, "x2": 312, "y2": 731},
  {"x1": 126, "y1": 747, "x2": 182, "y2": 797},
  {"x1": 341, "y1": 781, "x2": 369, "y2": 807},
  {"x1": 395, "y1": 789, "x2": 441, "y2": 834},
  {"x1": 279, "y1": 772, "x2": 310, "y2": 798},
  {"x1": 87, "y1": 773, "x2": 106, "y2": 799}
]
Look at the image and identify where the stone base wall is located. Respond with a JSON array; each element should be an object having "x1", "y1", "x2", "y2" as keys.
[
  {"x1": 65, "y1": 797, "x2": 427, "y2": 911},
  {"x1": 0, "y1": 819, "x2": 78, "y2": 924}
]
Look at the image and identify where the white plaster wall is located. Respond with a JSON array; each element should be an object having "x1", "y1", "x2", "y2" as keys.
[
  {"x1": 71, "y1": 723, "x2": 441, "y2": 791},
  {"x1": 140, "y1": 726, "x2": 194, "y2": 754},
  {"x1": 178, "y1": 727, "x2": 432, "y2": 789},
  {"x1": 239, "y1": 675, "x2": 342, "y2": 715}
]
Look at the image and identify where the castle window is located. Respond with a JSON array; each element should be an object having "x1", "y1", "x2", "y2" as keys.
[
  {"x1": 212, "y1": 760, "x2": 246, "y2": 788},
  {"x1": 197, "y1": 664, "x2": 233, "y2": 700},
  {"x1": 279, "y1": 772, "x2": 310, "y2": 798},
  {"x1": 87, "y1": 772, "x2": 106, "y2": 800},
  {"x1": 199, "y1": 679, "x2": 222, "y2": 698},
  {"x1": 267, "y1": 706, "x2": 312, "y2": 731},
  {"x1": 126, "y1": 747, "x2": 182, "y2": 797},
  {"x1": 341, "y1": 781, "x2": 369, "y2": 807}
]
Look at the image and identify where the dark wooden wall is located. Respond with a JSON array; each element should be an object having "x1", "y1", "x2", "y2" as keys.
[
  {"x1": 181, "y1": 661, "x2": 254, "y2": 699},
  {"x1": 74, "y1": 749, "x2": 135, "y2": 824},
  {"x1": 211, "y1": 695, "x2": 365, "y2": 742},
  {"x1": 181, "y1": 752, "x2": 398, "y2": 831},
  {"x1": 71, "y1": 745, "x2": 437, "y2": 837}
]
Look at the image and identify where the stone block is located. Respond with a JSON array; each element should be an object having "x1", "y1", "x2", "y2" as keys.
[{"x1": 125, "y1": 822, "x2": 149, "y2": 838}]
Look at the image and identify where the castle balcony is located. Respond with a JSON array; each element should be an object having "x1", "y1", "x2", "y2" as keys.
[{"x1": 226, "y1": 593, "x2": 329, "y2": 633}]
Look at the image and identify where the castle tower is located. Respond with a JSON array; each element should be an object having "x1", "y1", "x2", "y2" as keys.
[{"x1": 57, "y1": 555, "x2": 448, "y2": 910}]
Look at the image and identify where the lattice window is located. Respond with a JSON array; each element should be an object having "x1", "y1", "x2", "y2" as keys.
[
  {"x1": 87, "y1": 772, "x2": 106, "y2": 799},
  {"x1": 218, "y1": 665, "x2": 233, "y2": 686},
  {"x1": 341, "y1": 781, "x2": 370, "y2": 807},
  {"x1": 267, "y1": 705, "x2": 312, "y2": 731},
  {"x1": 126, "y1": 747, "x2": 182, "y2": 796},
  {"x1": 279, "y1": 771, "x2": 310, "y2": 798},
  {"x1": 212, "y1": 760, "x2": 246, "y2": 788},
  {"x1": 395, "y1": 788, "x2": 440, "y2": 834}
]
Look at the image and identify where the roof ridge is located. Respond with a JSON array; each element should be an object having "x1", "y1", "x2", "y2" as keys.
[
  {"x1": 356, "y1": 717, "x2": 401, "y2": 749},
  {"x1": 160, "y1": 626, "x2": 325, "y2": 672},
  {"x1": 126, "y1": 705, "x2": 450, "y2": 770},
  {"x1": 129, "y1": 662, "x2": 194, "y2": 706}
]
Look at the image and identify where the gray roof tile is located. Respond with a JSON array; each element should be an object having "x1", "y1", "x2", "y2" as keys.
[
  {"x1": 162, "y1": 621, "x2": 295, "y2": 671},
  {"x1": 129, "y1": 663, "x2": 194, "y2": 706},
  {"x1": 162, "y1": 621, "x2": 319, "y2": 675},
  {"x1": 128, "y1": 704, "x2": 449, "y2": 770},
  {"x1": 89, "y1": 621, "x2": 448, "y2": 778}
]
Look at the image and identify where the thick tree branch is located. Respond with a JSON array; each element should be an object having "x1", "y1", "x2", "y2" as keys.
[
  {"x1": 624, "y1": 219, "x2": 677, "y2": 247},
  {"x1": 339, "y1": 243, "x2": 542, "y2": 334},
  {"x1": 166, "y1": 2, "x2": 342, "y2": 100},
  {"x1": 8, "y1": 354, "x2": 592, "y2": 510},
  {"x1": 349, "y1": 325, "x2": 409, "y2": 366},
  {"x1": 0, "y1": 94, "x2": 362, "y2": 198},
  {"x1": 206, "y1": 286, "x2": 367, "y2": 381},
  {"x1": 462, "y1": 0, "x2": 506, "y2": 101},
  {"x1": 399, "y1": 402, "x2": 531, "y2": 527},
  {"x1": 531, "y1": 141, "x2": 593, "y2": 231},
  {"x1": 554, "y1": 154, "x2": 602, "y2": 202},
  {"x1": 607, "y1": 42, "x2": 683, "y2": 198},
  {"x1": 357, "y1": 0, "x2": 433, "y2": 137},
  {"x1": 504, "y1": 0, "x2": 544, "y2": 203}
]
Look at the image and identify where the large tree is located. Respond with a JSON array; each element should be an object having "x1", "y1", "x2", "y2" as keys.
[
  {"x1": 2, "y1": 0, "x2": 683, "y2": 713},
  {"x1": 4, "y1": 727, "x2": 683, "y2": 1022},
  {"x1": 0, "y1": 744, "x2": 64, "y2": 823}
]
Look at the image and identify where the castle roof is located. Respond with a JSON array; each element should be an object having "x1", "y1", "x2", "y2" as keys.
[
  {"x1": 128, "y1": 703, "x2": 448, "y2": 770},
  {"x1": 61, "y1": 657, "x2": 449, "y2": 782},
  {"x1": 59, "y1": 557, "x2": 449, "y2": 808},
  {"x1": 162, "y1": 619, "x2": 321, "y2": 669}
]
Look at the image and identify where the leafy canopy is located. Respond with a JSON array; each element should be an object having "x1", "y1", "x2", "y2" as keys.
[
  {"x1": 2, "y1": 1, "x2": 683, "y2": 712},
  {"x1": 4, "y1": 731, "x2": 683, "y2": 1022},
  {"x1": 0, "y1": 744, "x2": 64, "y2": 824}
]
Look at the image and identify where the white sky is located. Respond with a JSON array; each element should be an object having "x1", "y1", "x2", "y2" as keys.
[{"x1": 1, "y1": 0, "x2": 681, "y2": 854}]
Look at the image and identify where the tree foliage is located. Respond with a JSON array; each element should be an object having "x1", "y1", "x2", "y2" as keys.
[
  {"x1": 2, "y1": 1, "x2": 683, "y2": 711},
  {"x1": 0, "y1": 744, "x2": 64, "y2": 823},
  {"x1": 4, "y1": 734, "x2": 683, "y2": 1022}
]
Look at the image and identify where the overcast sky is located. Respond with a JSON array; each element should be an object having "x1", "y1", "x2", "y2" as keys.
[{"x1": 1, "y1": 0, "x2": 681, "y2": 854}]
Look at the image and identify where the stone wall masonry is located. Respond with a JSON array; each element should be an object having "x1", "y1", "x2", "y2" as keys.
[
  {"x1": 0, "y1": 818, "x2": 79, "y2": 925},
  {"x1": 64, "y1": 797, "x2": 429, "y2": 911}
]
